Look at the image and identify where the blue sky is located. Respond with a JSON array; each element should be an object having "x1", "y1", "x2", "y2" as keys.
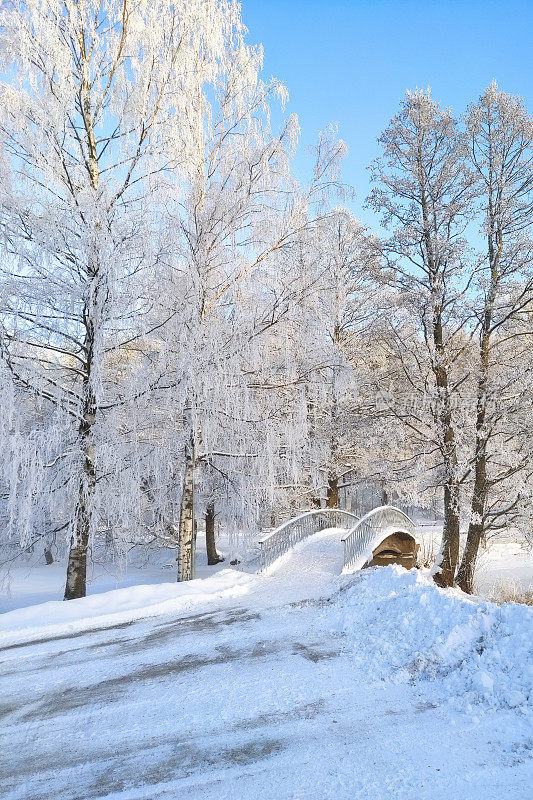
[{"x1": 241, "y1": 0, "x2": 533, "y2": 228}]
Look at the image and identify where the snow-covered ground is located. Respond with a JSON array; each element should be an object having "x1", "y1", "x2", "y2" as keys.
[
  {"x1": 0, "y1": 533, "x2": 235, "y2": 614},
  {"x1": 1, "y1": 528, "x2": 532, "y2": 800},
  {"x1": 415, "y1": 522, "x2": 533, "y2": 597},
  {"x1": 3, "y1": 524, "x2": 531, "y2": 615},
  {"x1": 474, "y1": 537, "x2": 533, "y2": 597}
]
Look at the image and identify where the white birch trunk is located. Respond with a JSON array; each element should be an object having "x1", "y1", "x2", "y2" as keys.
[{"x1": 177, "y1": 430, "x2": 196, "y2": 581}]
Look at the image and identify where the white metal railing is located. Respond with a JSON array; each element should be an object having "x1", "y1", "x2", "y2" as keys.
[
  {"x1": 341, "y1": 505, "x2": 416, "y2": 572},
  {"x1": 258, "y1": 509, "x2": 359, "y2": 571}
]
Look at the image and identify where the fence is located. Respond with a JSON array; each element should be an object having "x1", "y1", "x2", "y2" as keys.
[
  {"x1": 341, "y1": 505, "x2": 416, "y2": 572},
  {"x1": 258, "y1": 509, "x2": 359, "y2": 571}
]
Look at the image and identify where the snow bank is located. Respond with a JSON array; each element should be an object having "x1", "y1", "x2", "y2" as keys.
[
  {"x1": 336, "y1": 566, "x2": 533, "y2": 711},
  {"x1": 0, "y1": 569, "x2": 255, "y2": 647}
]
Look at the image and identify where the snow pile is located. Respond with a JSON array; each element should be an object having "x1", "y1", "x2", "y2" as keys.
[
  {"x1": 0, "y1": 569, "x2": 255, "y2": 647},
  {"x1": 336, "y1": 566, "x2": 533, "y2": 711}
]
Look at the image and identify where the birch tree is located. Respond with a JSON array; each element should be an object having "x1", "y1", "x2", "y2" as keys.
[
  {"x1": 294, "y1": 210, "x2": 380, "y2": 507},
  {"x1": 0, "y1": 0, "x2": 246, "y2": 598},
  {"x1": 159, "y1": 76, "x2": 346, "y2": 577},
  {"x1": 161, "y1": 30, "x2": 297, "y2": 579}
]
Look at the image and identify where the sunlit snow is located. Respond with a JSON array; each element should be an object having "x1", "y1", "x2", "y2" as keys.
[{"x1": 2, "y1": 529, "x2": 531, "y2": 800}]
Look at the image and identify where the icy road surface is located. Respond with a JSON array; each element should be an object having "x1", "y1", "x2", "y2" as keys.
[{"x1": 1, "y1": 529, "x2": 532, "y2": 800}]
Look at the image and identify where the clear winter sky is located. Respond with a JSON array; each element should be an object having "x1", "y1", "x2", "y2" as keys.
[{"x1": 241, "y1": 0, "x2": 533, "y2": 229}]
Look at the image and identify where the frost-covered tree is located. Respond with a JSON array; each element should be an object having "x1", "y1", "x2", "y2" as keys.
[
  {"x1": 157, "y1": 31, "x2": 297, "y2": 579},
  {"x1": 0, "y1": 0, "x2": 253, "y2": 598},
  {"x1": 368, "y1": 86, "x2": 533, "y2": 591},
  {"x1": 291, "y1": 210, "x2": 380, "y2": 508},
  {"x1": 368, "y1": 89, "x2": 475, "y2": 586},
  {"x1": 456, "y1": 84, "x2": 533, "y2": 591},
  {"x1": 157, "y1": 96, "x2": 346, "y2": 576}
]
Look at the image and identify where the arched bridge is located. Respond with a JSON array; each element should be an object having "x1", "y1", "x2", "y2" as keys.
[{"x1": 258, "y1": 506, "x2": 418, "y2": 573}]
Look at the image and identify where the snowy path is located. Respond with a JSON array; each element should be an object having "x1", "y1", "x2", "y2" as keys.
[{"x1": 1, "y1": 530, "x2": 532, "y2": 800}]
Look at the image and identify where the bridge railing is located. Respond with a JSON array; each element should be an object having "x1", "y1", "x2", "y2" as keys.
[
  {"x1": 341, "y1": 505, "x2": 416, "y2": 572},
  {"x1": 258, "y1": 509, "x2": 359, "y2": 571}
]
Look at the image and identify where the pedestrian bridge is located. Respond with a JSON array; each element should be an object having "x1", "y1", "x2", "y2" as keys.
[{"x1": 258, "y1": 506, "x2": 418, "y2": 573}]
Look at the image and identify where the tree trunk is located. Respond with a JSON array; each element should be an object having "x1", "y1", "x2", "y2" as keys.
[
  {"x1": 44, "y1": 546, "x2": 54, "y2": 565},
  {"x1": 326, "y1": 475, "x2": 339, "y2": 508},
  {"x1": 417, "y1": 164, "x2": 461, "y2": 588},
  {"x1": 456, "y1": 332, "x2": 492, "y2": 593},
  {"x1": 64, "y1": 68, "x2": 101, "y2": 601},
  {"x1": 456, "y1": 387, "x2": 488, "y2": 594},
  {"x1": 64, "y1": 316, "x2": 98, "y2": 600},
  {"x1": 457, "y1": 223, "x2": 499, "y2": 593},
  {"x1": 177, "y1": 431, "x2": 196, "y2": 581},
  {"x1": 455, "y1": 511, "x2": 484, "y2": 594},
  {"x1": 431, "y1": 312, "x2": 460, "y2": 587},
  {"x1": 64, "y1": 215, "x2": 102, "y2": 600},
  {"x1": 434, "y1": 483, "x2": 460, "y2": 587},
  {"x1": 205, "y1": 503, "x2": 224, "y2": 565},
  {"x1": 64, "y1": 404, "x2": 96, "y2": 599}
]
